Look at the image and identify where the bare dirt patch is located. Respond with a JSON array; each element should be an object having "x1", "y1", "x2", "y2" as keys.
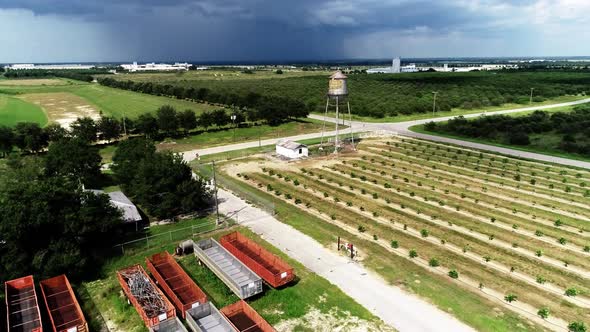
[
  {"x1": 18, "y1": 92, "x2": 101, "y2": 128},
  {"x1": 274, "y1": 308, "x2": 395, "y2": 332},
  {"x1": 0, "y1": 78, "x2": 67, "y2": 86}
]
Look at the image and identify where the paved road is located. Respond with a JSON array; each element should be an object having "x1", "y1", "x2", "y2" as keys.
[
  {"x1": 183, "y1": 98, "x2": 590, "y2": 169},
  {"x1": 217, "y1": 188, "x2": 475, "y2": 332}
]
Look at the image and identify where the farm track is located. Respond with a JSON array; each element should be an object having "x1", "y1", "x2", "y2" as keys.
[
  {"x1": 366, "y1": 145, "x2": 590, "y2": 224},
  {"x1": 262, "y1": 169, "x2": 590, "y2": 308},
  {"x1": 242, "y1": 172, "x2": 580, "y2": 330},
  {"x1": 369, "y1": 143, "x2": 590, "y2": 209},
  {"x1": 343, "y1": 158, "x2": 590, "y2": 247}
]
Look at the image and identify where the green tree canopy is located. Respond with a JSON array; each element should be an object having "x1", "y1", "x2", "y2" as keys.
[
  {"x1": 156, "y1": 105, "x2": 179, "y2": 135},
  {"x1": 70, "y1": 117, "x2": 97, "y2": 143},
  {"x1": 0, "y1": 157, "x2": 122, "y2": 280},
  {"x1": 45, "y1": 138, "x2": 102, "y2": 184},
  {"x1": 13, "y1": 122, "x2": 49, "y2": 153},
  {"x1": 98, "y1": 116, "x2": 122, "y2": 142},
  {"x1": 0, "y1": 125, "x2": 14, "y2": 157}
]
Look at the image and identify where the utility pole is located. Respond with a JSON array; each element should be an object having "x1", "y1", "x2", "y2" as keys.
[
  {"x1": 122, "y1": 111, "x2": 127, "y2": 136},
  {"x1": 334, "y1": 96, "x2": 339, "y2": 154},
  {"x1": 529, "y1": 88, "x2": 535, "y2": 104},
  {"x1": 231, "y1": 114, "x2": 237, "y2": 142},
  {"x1": 212, "y1": 160, "x2": 220, "y2": 224},
  {"x1": 432, "y1": 91, "x2": 438, "y2": 116}
]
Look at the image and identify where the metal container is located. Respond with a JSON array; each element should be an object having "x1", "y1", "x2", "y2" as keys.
[
  {"x1": 221, "y1": 300, "x2": 275, "y2": 332},
  {"x1": 39, "y1": 275, "x2": 88, "y2": 332},
  {"x1": 5, "y1": 275, "x2": 43, "y2": 332},
  {"x1": 151, "y1": 317, "x2": 188, "y2": 332},
  {"x1": 328, "y1": 70, "x2": 348, "y2": 97},
  {"x1": 116, "y1": 265, "x2": 176, "y2": 329},
  {"x1": 146, "y1": 252, "x2": 207, "y2": 319},
  {"x1": 193, "y1": 239, "x2": 263, "y2": 299},
  {"x1": 220, "y1": 232, "x2": 294, "y2": 288},
  {"x1": 185, "y1": 302, "x2": 236, "y2": 332}
]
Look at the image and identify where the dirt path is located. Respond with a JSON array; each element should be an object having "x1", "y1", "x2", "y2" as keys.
[{"x1": 215, "y1": 188, "x2": 476, "y2": 332}]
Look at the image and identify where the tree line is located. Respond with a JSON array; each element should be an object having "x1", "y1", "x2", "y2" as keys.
[
  {"x1": 0, "y1": 105, "x2": 264, "y2": 157},
  {"x1": 98, "y1": 77, "x2": 311, "y2": 125},
  {"x1": 3, "y1": 69, "x2": 111, "y2": 82},
  {"x1": 424, "y1": 104, "x2": 590, "y2": 156}
]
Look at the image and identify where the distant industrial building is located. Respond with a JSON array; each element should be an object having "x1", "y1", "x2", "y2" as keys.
[
  {"x1": 121, "y1": 62, "x2": 191, "y2": 72},
  {"x1": 367, "y1": 57, "x2": 418, "y2": 74},
  {"x1": 6, "y1": 63, "x2": 95, "y2": 70}
]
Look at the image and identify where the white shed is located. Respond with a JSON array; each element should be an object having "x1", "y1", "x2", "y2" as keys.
[{"x1": 276, "y1": 140, "x2": 308, "y2": 159}]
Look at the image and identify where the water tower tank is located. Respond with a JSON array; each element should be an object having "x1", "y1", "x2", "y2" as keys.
[{"x1": 328, "y1": 70, "x2": 348, "y2": 97}]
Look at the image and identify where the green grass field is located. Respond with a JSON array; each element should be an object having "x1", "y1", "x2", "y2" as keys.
[
  {"x1": 0, "y1": 78, "x2": 216, "y2": 126},
  {"x1": 0, "y1": 94, "x2": 47, "y2": 126}
]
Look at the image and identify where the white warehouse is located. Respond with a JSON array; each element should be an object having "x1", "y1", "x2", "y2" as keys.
[{"x1": 276, "y1": 140, "x2": 308, "y2": 159}]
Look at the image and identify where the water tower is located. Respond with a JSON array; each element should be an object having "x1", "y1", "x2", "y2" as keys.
[{"x1": 320, "y1": 70, "x2": 355, "y2": 153}]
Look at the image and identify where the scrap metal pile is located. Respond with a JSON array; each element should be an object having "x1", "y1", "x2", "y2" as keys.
[{"x1": 120, "y1": 266, "x2": 168, "y2": 317}]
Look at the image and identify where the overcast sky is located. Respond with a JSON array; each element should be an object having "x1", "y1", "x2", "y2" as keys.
[{"x1": 1, "y1": 0, "x2": 589, "y2": 63}]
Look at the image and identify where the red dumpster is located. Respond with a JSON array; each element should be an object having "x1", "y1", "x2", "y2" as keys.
[
  {"x1": 5, "y1": 275, "x2": 43, "y2": 332},
  {"x1": 39, "y1": 275, "x2": 88, "y2": 332},
  {"x1": 220, "y1": 232, "x2": 294, "y2": 288},
  {"x1": 116, "y1": 265, "x2": 176, "y2": 329},
  {"x1": 221, "y1": 300, "x2": 275, "y2": 332},
  {"x1": 146, "y1": 251, "x2": 207, "y2": 319}
]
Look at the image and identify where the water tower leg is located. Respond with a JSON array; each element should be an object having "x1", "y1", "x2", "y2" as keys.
[
  {"x1": 347, "y1": 101, "x2": 355, "y2": 150},
  {"x1": 321, "y1": 97, "x2": 329, "y2": 147},
  {"x1": 334, "y1": 96, "x2": 339, "y2": 154}
]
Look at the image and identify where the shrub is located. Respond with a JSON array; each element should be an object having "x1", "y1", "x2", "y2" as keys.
[
  {"x1": 558, "y1": 237, "x2": 567, "y2": 245},
  {"x1": 537, "y1": 307, "x2": 549, "y2": 319},
  {"x1": 535, "y1": 230, "x2": 544, "y2": 237},
  {"x1": 584, "y1": 246, "x2": 590, "y2": 253},
  {"x1": 267, "y1": 184, "x2": 273, "y2": 191},
  {"x1": 565, "y1": 288, "x2": 579, "y2": 297},
  {"x1": 323, "y1": 192, "x2": 329, "y2": 198},
  {"x1": 554, "y1": 219, "x2": 563, "y2": 227},
  {"x1": 504, "y1": 294, "x2": 518, "y2": 303},
  {"x1": 428, "y1": 258, "x2": 439, "y2": 267},
  {"x1": 391, "y1": 240, "x2": 399, "y2": 249},
  {"x1": 373, "y1": 234, "x2": 378, "y2": 241},
  {"x1": 409, "y1": 249, "x2": 418, "y2": 258},
  {"x1": 420, "y1": 229, "x2": 429, "y2": 237},
  {"x1": 448, "y1": 270, "x2": 459, "y2": 279},
  {"x1": 483, "y1": 256, "x2": 491, "y2": 262},
  {"x1": 293, "y1": 179, "x2": 300, "y2": 186},
  {"x1": 294, "y1": 198, "x2": 302, "y2": 204},
  {"x1": 536, "y1": 276, "x2": 546, "y2": 284},
  {"x1": 536, "y1": 250, "x2": 543, "y2": 257},
  {"x1": 568, "y1": 322, "x2": 587, "y2": 332},
  {"x1": 358, "y1": 225, "x2": 366, "y2": 233},
  {"x1": 346, "y1": 201, "x2": 353, "y2": 207},
  {"x1": 285, "y1": 193, "x2": 292, "y2": 199},
  {"x1": 330, "y1": 214, "x2": 336, "y2": 220}
]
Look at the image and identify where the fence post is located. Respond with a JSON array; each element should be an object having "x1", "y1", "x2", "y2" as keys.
[{"x1": 121, "y1": 245, "x2": 125, "y2": 255}]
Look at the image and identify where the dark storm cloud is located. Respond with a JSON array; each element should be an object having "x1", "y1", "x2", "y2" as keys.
[{"x1": 1, "y1": 0, "x2": 589, "y2": 62}]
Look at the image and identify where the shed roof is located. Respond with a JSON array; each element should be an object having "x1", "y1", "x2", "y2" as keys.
[
  {"x1": 88, "y1": 189, "x2": 142, "y2": 222},
  {"x1": 276, "y1": 140, "x2": 307, "y2": 150}
]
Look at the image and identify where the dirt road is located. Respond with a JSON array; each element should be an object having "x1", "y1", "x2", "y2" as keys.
[{"x1": 216, "y1": 188, "x2": 476, "y2": 332}]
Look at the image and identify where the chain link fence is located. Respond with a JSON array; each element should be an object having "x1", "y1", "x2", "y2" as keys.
[{"x1": 113, "y1": 221, "x2": 218, "y2": 256}]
